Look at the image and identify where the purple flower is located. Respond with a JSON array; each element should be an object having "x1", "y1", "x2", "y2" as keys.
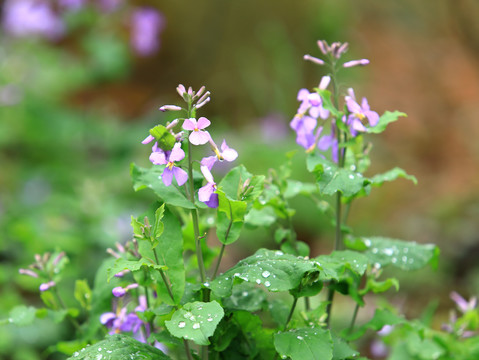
[
  {"x1": 150, "y1": 143, "x2": 188, "y2": 186},
  {"x1": 198, "y1": 166, "x2": 218, "y2": 208},
  {"x1": 451, "y1": 291, "x2": 477, "y2": 313},
  {"x1": 112, "y1": 286, "x2": 126, "y2": 297},
  {"x1": 131, "y1": 7, "x2": 165, "y2": 56},
  {"x1": 39, "y1": 281, "x2": 55, "y2": 292},
  {"x1": 201, "y1": 139, "x2": 238, "y2": 170},
  {"x1": 2, "y1": 0, "x2": 65, "y2": 40},
  {"x1": 182, "y1": 117, "x2": 211, "y2": 145},
  {"x1": 292, "y1": 88, "x2": 329, "y2": 122},
  {"x1": 344, "y1": 88, "x2": 379, "y2": 136}
]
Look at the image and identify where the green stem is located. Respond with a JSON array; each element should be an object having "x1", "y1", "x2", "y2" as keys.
[
  {"x1": 348, "y1": 303, "x2": 360, "y2": 335},
  {"x1": 53, "y1": 287, "x2": 81, "y2": 332},
  {"x1": 212, "y1": 244, "x2": 226, "y2": 280},
  {"x1": 183, "y1": 340, "x2": 194, "y2": 360},
  {"x1": 284, "y1": 296, "x2": 299, "y2": 331}
]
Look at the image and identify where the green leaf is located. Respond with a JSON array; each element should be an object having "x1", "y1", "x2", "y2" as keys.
[
  {"x1": 274, "y1": 327, "x2": 333, "y2": 360},
  {"x1": 216, "y1": 210, "x2": 243, "y2": 245},
  {"x1": 107, "y1": 258, "x2": 166, "y2": 282},
  {"x1": 284, "y1": 180, "x2": 318, "y2": 199},
  {"x1": 314, "y1": 250, "x2": 370, "y2": 281},
  {"x1": 405, "y1": 332, "x2": 445, "y2": 360},
  {"x1": 154, "y1": 204, "x2": 165, "y2": 240},
  {"x1": 222, "y1": 283, "x2": 267, "y2": 312},
  {"x1": 360, "y1": 277, "x2": 399, "y2": 295},
  {"x1": 165, "y1": 301, "x2": 224, "y2": 345},
  {"x1": 318, "y1": 89, "x2": 341, "y2": 118},
  {"x1": 74, "y1": 280, "x2": 92, "y2": 310},
  {"x1": 351, "y1": 237, "x2": 440, "y2": 271},
  {"x1": 219, "y1": 165, "x2": 253, "y2": 200},
  {"x1": 210, "y1": 249, "x2": 319, "y2": 297},
  {"x1": 241, "y1": 175, "x2": 265, "y2": 203},
  {"x1": 217, "y1": 190, "x2": 247, "y2": 221},
  {"x1": 332, "y1": 335, "x2": 360, "y2": 360},
  {"x1": 130, "y1": 164, "x2": 195, "y2": 209},
  {"x1": 307, "y1": 154, "x2": 369, "y2": 197},
  {"x1": 368, "y1": 111, "x2": 406, "y2": 134},
  {"x1": 7, "y1": 305, "x2": 37, "y2": 326},
  {"x1": 369, "y1": 167, "x2": 417, "y2": 186},
  {"x1": 244, "y1": 206, "x2": 277, "y2": 227},
  {"x1": 67, "y1": 334, "x2": 171, "y2": 359},
  {"x1": 149, "y1": 125, "x2": 176, "y2": 151},
  {"x1": 151, "y1": 208, "x2": 186, "y2": 305}
]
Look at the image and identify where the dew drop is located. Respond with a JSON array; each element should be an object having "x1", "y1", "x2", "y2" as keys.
[
  {"x1": 364, "y1": 238, "x2": 371, "y2": 247},
  {"x1": 207, "y1": 317, "x2": 213, "y2": 322},
  {"x1": 178, "y1": 321, "x2": 186, "y2": 328},
  {"x1": 392, "y1": 257, "x2": 397, "y2": 263},
  {"x1": 402, "y1": 256, "x2": 407, "y2": 262},
  {"x1": 242, "y1": 291, "x2": 248, "y2": 296},
  {"x1": 383, "y1": 248, "x2": 394, "y2": 256},
  {"x1": 98, "y1": 348, "x2": 102, "y2": 351},
  {"x1": 372, "y1": 248, "x2": 378, "y2": 254},
  {"x1": 203, "y1": 282, "x2": 210, "y2": 287},
  {"x1": 96, "y1": 355, "x2": 103, "y2": 360},
  {"x1": 262, "y1": 270, "x2": 271, "y2": 278},
  {"x1": 256, "y1": 279, "x2": 261, "y2": 284},
  {"x1": 349, "y1": 174, "x2": 355, "y2": 179},
  {"x1": 297, "y1": 335, "x2": 304, "y2": 340},
  {"x1": 265, "y1": 281, "x2": 271, "y2": 287},
  {"x1": 193, "y1": 323, "x2": 201, "y2": 329}
]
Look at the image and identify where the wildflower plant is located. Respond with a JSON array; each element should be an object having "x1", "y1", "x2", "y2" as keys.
[{"x1": 5, "y1": 40, "x2": 479, "y2": 360}]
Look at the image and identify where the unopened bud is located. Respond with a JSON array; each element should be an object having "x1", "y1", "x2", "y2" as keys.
[
  {"x1": 19, "y1": 268, "x2": 39, "y2": 278},
  {"x1": 317, "y1": 40, "x2": 329, "y2": 55},
  {"x1": 196, "y1": 91, "x2": 210, "y2": 106},
  {"x1": 176, "y1": 84, "x2": 186, "y2": 97},
  {"x1": 115, "y1": 242, "x2": 125, "y2": 253},
  {"x1": 114, "y1": 269, "x2": 130, "y2": 277},
  {"x1": 336, "y1": 42, "x2": 349, "y2": 58},
  {"x1": 166, "y1": 118, "x2": 179, "y2": 130},
  {"x1": 52, "y1": 251, "x2": 66, "y2": 266},
  {"x1": 39, "y1": 281, "x2": 55, "y2": 292},
  {"x1": 318, "y1": 76, "x2": 331, "y2": 90},
  {"x1": 303, "y1": 54, "x2": 325, "y2": 66},
  {"x1": 343, "y1": 59, "x2": 370, "y2": 68},
  {"x1": 112, "y1": 286, "x2": 126, "y2": 297},
  {"x1": 187, "y1": 86, "x2": 193, "y2": 96},
  {"x1": 195, "y1": 97, "x2": 210, "y2": 109},
  {"x1": 193, "y1": 86, "x2": 206, "y2": 100},
  {"x1": 159, "y1": 105, "x2": 182, "y2": 112},
  {"x1": 106, "y1": 248, "x2": 120, "y2": 259}
]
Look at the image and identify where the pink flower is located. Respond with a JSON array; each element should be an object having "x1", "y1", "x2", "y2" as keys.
[{"x1": 182, "y1": 117, "x2": 211, "y2": 145}]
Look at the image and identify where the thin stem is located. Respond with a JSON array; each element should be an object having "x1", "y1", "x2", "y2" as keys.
[
  {"x1": 284, "y1": 297, "x2": 299, "y2": 331},
  {"x1": 325, "y1": 286, "x2": 335, "y2": 328},
  {"x1": 212, "y1": 244, "x2": 226, "y2": 280},
  {"x1": 53, "y1": 287, "x2": 81, "y2": 332},
  {"x1": 183, "y1": 340, "x2": 194, "y2": 360},
  {"x1": 304, "y1": 296, "x2": 311, "y2": 312},
  {"x1": 348, "y1": 303, "x2": 360, "y2": 335}
]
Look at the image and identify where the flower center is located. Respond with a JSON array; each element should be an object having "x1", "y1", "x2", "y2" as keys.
[{"x1": 167, "y1": 161, "x2": 175, "y2": 170}]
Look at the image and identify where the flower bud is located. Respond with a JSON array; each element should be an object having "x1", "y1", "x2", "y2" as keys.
[
  {"x1": 193, "y1": 86, "x2": 206, "y2": 100},
  {"x1": 195, "y1": 96, "x2": 210, "y2": 109},
  {"x1": 166, "y1": 118, "x2": 179, "y2": 130},
  {"x1": 19, "y1": 268, "x2": 38, "y2": 278},
  {"x1": 303, "y1": 54, "x2": 325, "y2": 66},
  {"x1": 343, "y1": 59, "x2": 370, "y2": 68},
  {"x1": 318, "y1": 76, "x2": 331, "y2": 90},
  {"x1": 52, "y1": 251, "x2": 66, "y2": 266},
  {"x1": 317, "y1": 40, "x2": 329, "y2": 55},
  {"x1": 39, "y1": 281, "x2": 55, "y2": 292},
  {"x1": 112, "y1": 286, "x2": 126, "y2": 297},
  {"x1": 159, "y1": 105, "x2": 182, "y2": 112},
  {"x1": 176, "y1": 84, "x2": 186, "y2": 97}
]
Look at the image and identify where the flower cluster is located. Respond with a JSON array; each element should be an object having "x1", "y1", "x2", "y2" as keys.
[
  {"x1": 18, "y1": 251, "x2": 67, "y2": 292},
  {"x1": 142, "y1": 85, "x2": 238, "y2": 208},
  {"x1": 290, "y1": 40, "x2": 379, "y2": 162}
]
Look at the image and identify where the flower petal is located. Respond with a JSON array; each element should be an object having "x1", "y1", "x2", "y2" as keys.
[
  {"x1": 169, "y1": 143, "x2": 185, "y2": 162},
  {"x1": 162, "y1": 168, "x2": 173, "y2": 186},
  {"x1": 198, "y1": 183, "x2": 214, "y2": 202},
  {"x1": 150, "y1": 150, "x2": 167, "y2": 165},
  {"x1": 173, "y1": 167, "x2": 188, "y2": 186},
  {"x1": 189, "y1": 130, "x2": 210, "y2": 145},
  {"x1": 196, "y1": 116, "x2": 211, "y2": 129},
  {"x1": 142, "y1": 134, "x2": 155, "y2": 144},
  {"x1": 201, "y1": 156, "x2": 217, "y2": 170},
  {"x1": 200, "y1": 165, "x2": 215, "y2": 184},
  {"x1": 182, "y1": 118, "x2": 197, "y2": 131},
  {"x1": 204, "y1": 193, "x2": 219, "y2": 208}
]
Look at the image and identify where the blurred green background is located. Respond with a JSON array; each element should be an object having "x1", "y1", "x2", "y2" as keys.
[{"x1": 1, "y1": 0, "x2": 479, "y2": 359}]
